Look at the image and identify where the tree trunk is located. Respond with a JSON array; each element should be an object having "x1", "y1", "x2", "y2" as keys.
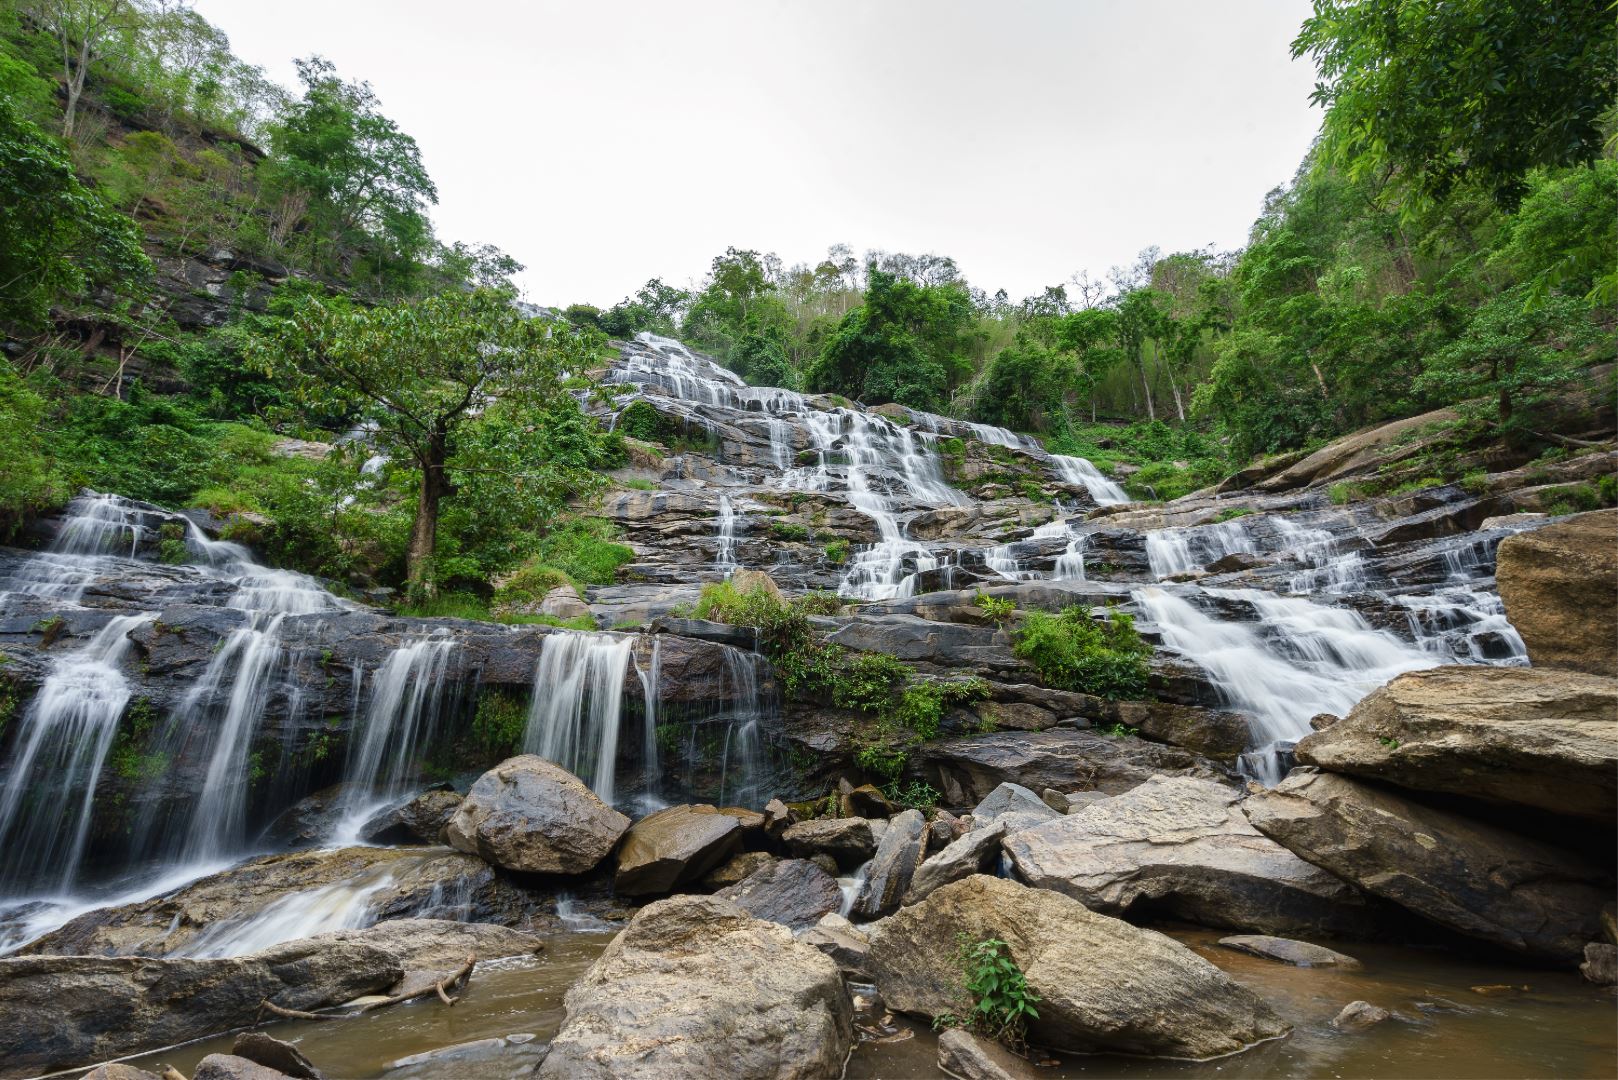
[
  {"x1": 406, "y1": 435, "x2": 448, "y2": 597},
  {"x1": 1499, "y1": 356, "x2": 1516, "y2": 426},
  {"x1": 1136, "y1": 353, "x2": 1156, "y2": 421}
]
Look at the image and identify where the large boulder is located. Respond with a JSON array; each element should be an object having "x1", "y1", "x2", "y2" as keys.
[
  {"x1": 0, "y1": 937, "x2": 401, "y2": 1078},
  {"x1": 865, "y1": 875, "x2": 1288, "y2": 1059},
  {"x1": 446, "y1": 755, "x2": 629, "y2": 875},
  {"x1": 970, "y1": 782, "x2": 1063, "y2": 832},
  {"x1": 782, "y1": 817, "x2": 877, "y2": 870},
  {"x1": 905, "y1": 820, "x2": 1007, "y2": 906},
  {"x1": 360, "y1": 787, "x2": 463, "y2": 845},
  {"x1": 718, "y1": 858, "x2": 843, "y2": 929},
  {"x1": 1496, "y1": 510, "x2": 1617, "y2": 675},
  {"x1": 614, "y1": 804, "x2": 742, "y2": 896},
  {"x1": 537, "y1": 895, "x2": 853, "y2": 1079},
  {"x1": 1294, "y1": 666, "x2": 1618, "y2": 822},
  {"x1": 1245, "y1": 770, "x2": 1609, "y2": 964},
  {"x1": 851, "y1": 809, "x2": 928, "y2": 919},
  {"x1": 1002, "y1": 776, "x2": 1378, "y2": 937},
  {"x1": 923, "y1": 729, "x2": 1229, "y2": 807}
]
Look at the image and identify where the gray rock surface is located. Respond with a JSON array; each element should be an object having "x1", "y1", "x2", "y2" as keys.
[
  {"x1": 936, "y1": 1027, "x2": 1036, "y2": 1079},
  {"x1": 852, "y1": 809, "x2": 928, "y2": 919},
  {"x1": 446, "y1": 755, "x2": 629, "y2": 875},
  {"x1": 1217, "y1": 935, "x2": 1361, "y2": 969},
  {"x1": 719, "y1": 858, "x2": 844, "y2": 929},
  {"x1": 614, "y1": 804, "x2": 742, "y2": 895},
  {"x1": 905, "y1": 820, "x2": 1007, "y2": 906},
  {"x1": 783, "y1": 817, "x2": 877, "y2": 869}
]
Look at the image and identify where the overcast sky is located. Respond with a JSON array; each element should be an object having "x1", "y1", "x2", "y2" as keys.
[{"x1": 193, "y1": 0, "x2": 1324, "y2": 307}]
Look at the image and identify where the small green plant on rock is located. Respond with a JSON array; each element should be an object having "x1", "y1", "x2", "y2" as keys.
[
  {"x1": 823, "y1": 538, "x2": 850, "y2": 565},
  {"x1": 974, "y1": 592, "x2": 1016, "y2": 623},
  {"x1": 1012, "y1": 606, "x2": 1151, "y2": 700},
  {"x1": 938, "y1": 933, "x2": 1041, "y2": 1051}
]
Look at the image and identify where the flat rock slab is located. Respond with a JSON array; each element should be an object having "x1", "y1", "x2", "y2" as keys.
[
  {"x1": 1245, "y1": 770, "x2": 1609, "y2": 964},
  {"x1": 783, "y1": 817, "x2": 877, "y2": 870},
  {"x1": 719, "y1": 859, "x2": 843, "y2": 930},
  {"x1": 1003, "y1": 776, "x2": 1377, "y2": 937},
  {"x1": 866, "y1": 875, "x2": 1289, "y2": 1060},
  {"x1": 1217, "y1": 935, "x2": 1362, "y2": 969},
  {"x1": 1295, "y1": 665, "x2": 1618, "y2": 822},
  {"x1": 614, "y1": 804, "x2": 742, "y2": 896}
]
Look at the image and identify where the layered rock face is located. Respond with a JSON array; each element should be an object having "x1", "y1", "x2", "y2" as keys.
[{"x1": 1495, "y1": 509, "x2": 1617, "y2": 674}]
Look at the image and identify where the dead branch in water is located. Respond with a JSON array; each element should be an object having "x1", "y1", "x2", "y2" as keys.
[{"x1": 256, "y1": 953, "x2": 478, "y2": 1024}]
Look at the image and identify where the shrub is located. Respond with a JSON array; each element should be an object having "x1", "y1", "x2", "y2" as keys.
[
  {"x1": 973, "y1": 592, "x2": 1015, "y2": 622},
  {"x1": 531, "y1": 517, "x2": 634, "y2": 586},
  {"x1": 795, "y1": 591, "x2": 843, "y2": 616},
  {"x1": 883, "y1": 779, "x2": 941, "y2": 811},
  {"x1": 472, "y1": 690, "x2": 528, "y2": 756},
  {"x1": 1012, "y1": 606, "x2": 1151, "y2": 699},
  {"x1": 770, "y1": 521, "x2": 811, "y2": 542},
  {"x1": 950, "y1": 935, "x2": 1040, "y2": 1050},
  {"x1": 833, "y1": 652, "x2": 911, "y2": 713},
  {"x1": 823, "y1": 538, "x2": 850, "y2": 565},
  {"x1": 896, "y1": 677, "x2": 991, "y2": 740},
  {"x1": 397, "y1": 590, "x2": 490, "y2": 620}
]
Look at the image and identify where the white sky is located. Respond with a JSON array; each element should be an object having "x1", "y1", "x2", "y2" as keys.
[{"x1": 193, "y1": 0, "x2": 1324, "y2": 308}]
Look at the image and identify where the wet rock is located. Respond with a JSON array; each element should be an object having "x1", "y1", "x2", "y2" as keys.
[
  {"x1": 827, "y1": 614, "x2": 1013, "y2": 666},
  {"x1": 648, "y1": 616, "x2": 760, "y2": 650},
  {"x1": 1330, "y1": 1000, "x2": 1390, "y2": 1032},
  {"x1": 905, "y1": 820, "x2": 1007, "y2": 906},
  {"x1": 701, "y1": 850, "x2": 779, "y2": 889},
  {"x1": 538, "y1": 895, "x2": 853, "y2": 1079},
  {"x1": 614, "y1": 804, "x2": 742, "y2": 896},
  {"x1": 927, "y1": 810, "x2": 959, "y2": 850},
  {"x1": 936, "y1": 1027, "x2": 1037, "y2": 1079},
  {"x1": 719, "y1": 858, "x2": 843, "y2": 929},
  {"x1": 971, "y1": 782, "x2": 1063, "y2": 832},
  {"x1": 1296, "y1": 666, "x2": 1618, "y2": 822},
  {"x1": 783, "y1": 817, "x2": 877, "y2": 870},
  {"x1": 923, "y1": 729, "x2": 1230, "y2": 808},
  {"x1": 1217, "y1": 935, "x2": 1362, "y2": 969},
  {"x1": 763, "y1": 797, "x2": 792, "y2": 835},
  {"x1": 1245, "y1": 770, "x2": 1609, "y2": 964},
  {"x1": 446, "y1": 755, "x2": 630, "y2": 875},
  {"x1": 1205, "y1": 551, "x2": 1270, "y2": 574},
  {"x1": 0, "y1": 938, "x2": 402, "y2": 1077},
  {"x1": 798, "y1": 912, "x2": 871, "y2": 977},
  {"x1": 966, "y1": 700, "x2": 1059, "y2": 731},
  {"x1": 1496, "y1": 509, "x2": 1617, "y2": 675},
  {"x1": 866, "y1": 875, "x2": 1289, "y2": 1059},
  {"x1": 1004, "y1": 776, "x2": 1376, "y2": 936},
  {"x1": 361, "y1": 787, "x2": 463, "y2": 845},
  {"x1": 232, "y1": 1032, "x2": 324, "y2": 1079},
  {"x1": 852, "y1": 809, "x2": 928, "y2": 919},
  {"x1": 383, "y1": 1034, "x2": 547, "y2": 1076},
  {"x1": 323, "y1": 919, "x2": 546, "y2": 975},
  {"x1": 194, "y1": 1055, "x2": 296, "y2": 1080},
  {"x1": 83, "y1": 1067, "x2": 164, "y2": 1080},
  {"x1": 840, "y1": 782, "x2": 895, "y2": 819},
  {"x1": 21, "y1": 848, "x2": 528, "y2": 957},
  {"x1": 1582, "y1": 943, "x2": 1618, "y2": 986},
  {"x1": 1109, "y1": 700, "x2": 1252, "y2": 761}
]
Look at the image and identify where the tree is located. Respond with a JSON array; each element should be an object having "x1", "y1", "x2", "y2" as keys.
[
  {"x1": 26, "y1": 0, "x2": 144, "y2": 138},
  {"x1": 1295, "y1": 0, "x2": 1618, "y2": 208},
  {"x1": 250, "y1": 287, "x2": 598, "y2": 594},
  {"x1": 0, "y1": 96, "x2": 150, "y2": 330}
]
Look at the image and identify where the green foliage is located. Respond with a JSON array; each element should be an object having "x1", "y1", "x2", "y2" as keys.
[
  {"x1": 1098, "y1": 721, "x2": 1140, "y2": 738},
  {"x1": 895, "y1": 678, "x2": 991, "y2": 741},
  {"x1": 823, "y1": 539, "x2": 850, "y2": 565},
  {"x1": 832, "y1": 652, "x2": 911, "y2": 713},
  {"x1": 853, "y1": 738, "x2": 909, "y2": 784},
  {"x1": 108, "y1": 698, "x2": 168, "y2": 784},
  {"x1": 616, "y1": 399, "x2": 679, "y2": 443},
  {"x1": 973, "y1": 592, "x2": 1016, "y2": 623},
  {"x1": 770, "y1": 522, "x2": 811, "y2": 542},
  {"x1": 795, "y1": 591, "x2": 843, "y2": 616},
  {"x1": 472, "y1": 690, "x2": 529, "y2": 756},
  {"x1": 397, "y1": 590, "x2": 490, "y2": 620},
  {"x1": 1013, "y1": 607, "x2": 1152, "y2": 699},
  {"x1": 527, "y1": 517, "x2": 634, "y2": 587},
  {"x1": 1212, "y1": 507, "x2": 1253, "y2": 522},
  {"x1": 946, "y1": 934, "x2": 1040, "y2": 1050},
  {"x1": 882, "y1": 779, "x2": 941, "y2": 811},
  {"x1": 0, "y1": 362, "x2": 64, "y2": 537}
]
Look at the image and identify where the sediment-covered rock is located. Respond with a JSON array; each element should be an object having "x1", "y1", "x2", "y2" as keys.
[
  {"x1": 1496, "y1": 510, "x2": 1617, "y2": 675},
  {"x1": 782, "y1": 817, "x2": 877, "y2": 869},
  {"x1": 614, "y1": 804, "x2": 742, "y2": 896},
  {"x1": 1294, "y1": 666, "x2": 1618, "y2": 822},
  {"x1": 865, "y1": 875, "x2": 1289, "y2": 1059},
  {"x1": 1245, "y1": 770, "x2": 1609, "y2": 964},
  {"x1": 1217, "y1": 935, "x2": 1361, "y2": 969},
  {"x1": 936, "y1": 1027, "x2": 1037, "y2": 1079},
  {"x1": 538, "y1": 895, "x2": 853, "y2": 1079},
  {"x1": 1003, "y1": 776, "x2": 1376, "y2": 936},
  {"x1": 718, "y1": 858, "x2": 843, "y2": 929},
  {"x1": 446, "y1": 755, "x2": 629, "y2": 875}
]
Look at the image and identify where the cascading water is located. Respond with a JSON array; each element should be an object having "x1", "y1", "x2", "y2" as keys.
[
  {"x1": 715, "y1": 494, "x2": 739, "y2": 576},
  {"x1": 1052, "y1": 455, "x2": 1130, "y2": 505},
  {"x1": 713, "y1": 647, "x2": 769, "y2": 807},
  {"x1": 632, "y1": 636, "x2": 667, "y2": 816},
  {"x1": 1146, "y1": 519, "x2": 1257, "y2": 578},
  {"x1": 524, "y1": 632, "x2": 636, "y2": 804},
  {"x1": 0, "y1": 493, "x2": 150, "y2": 602}
]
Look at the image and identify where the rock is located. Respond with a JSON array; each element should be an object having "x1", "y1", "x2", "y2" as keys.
[
  {"x1": 927, "y1": 810, "x2": 959, "y2": 851},
  {"x1": 1063, "y1": 790, "x2": 1111, "y2": 813},
  {"x1": 538, "y1": 584, "x2": 592, "y2": 619},
  {"x1": 701, "y1": 850, "x2": 778, "y2": 890},
  {"x1": 1003, "y1": 776, "x2": 1377, "y2": 937},
  {"x1": 1496, "y1": 510, "x2": 1617, "y2": 675},
  {"x1": 384, "y1": 1035, "x2": 547, "y2": 1076},
  {"x1": 840, "y1": 783, "x2": 895, "y2": 819},
  {"x1": 538, "y1": 895, "x2": 853, "y2": 1079},
  {"x1": 1109, "y1": 700, "x2": 1252, "y2": 761},
  {"x1": 1310, "y1": 712, "x2": 1340, "y2": 731},
  {"x1": 232, "y1": 1032, "x2": 323, "y2": 1079},
  {"x1": 1205, "y1": 551, "x2": 1270, "y2": 574},
  {"x1": 194, "y1": 1055, "x2": 296, "y2": 1080},
  {"x1": 936, "y1": 1027, "x2": 1036, "y2": 1079},
  {"x1": 731, "y1": 567, "x2": 784, "y2": 599},
  {"x1": 82, "y1": 1067, "x2": 164, "y2": 1080},
  {"x1": 1039, "y1": 788, "x2": 1069, "y2": 813},
  {"x1": 852, "y1": 809, "x2": 928, "y2": 919},
  {"x1": 1582, "y1": 943, "x2": 1618, "y2": 986},
  {"x1": 970, "y1": 782, "x2": 1063, "y2": 832},
  {"x1": 1217, "y1": 935, "x2": 1362, "y2": 969},
  {"x1": 799, "y1": 912, "x2": 871, "y2": 977},
  {"x1": 322, "y1": 919, "x2": 546, "y2": 975},
  {"x1": 614, "y1": 804, "x2": 742, "y2": 896},
  {"x1": 361, "y1": 787, "x2": 463, "y2": 844},
  {"x1": 924, "y1": 729, "x2": 1229, "y2": 808},
  {"x1": 1255, "y1": 406, "x2": 1461, "y2": 492},
  {"x1": 0, "y1": 937, "x2": 402, "y2": 1077},
  {"x1": 906, "y1": 820, "x2": 1007, "y2": 906},
  {"x1": 1245, "y1": 770, "x2": 1609, "y2": 964},
  {"x1": 1331, "y1": 1000, "x2": 1391, "y2": 1032},
  {"x1": 1294, "y1": 665, "x2": 1618, "y2": 822},
  {"x1": 866, "y1": 876, "x2": 1288, "y2": 1059},
  {"x1": 719, "y1": 858, "x2": 844, "y2": 929},
  {"x1": 1603, "y1": 901, "x2": 1618, "y2": 945},
  {"x1": 763, "y1": 797, "x2": 792, "y2": 836},
  {"x1": 446, "y1": 755, "x2": 630, "y2": 875},
  {"x1": 783, "y1": 817, "x2": 877, "y2": 870}
]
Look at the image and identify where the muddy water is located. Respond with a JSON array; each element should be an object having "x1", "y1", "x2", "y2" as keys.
[
  {"x1": 849, "y1": 930, "x2": 1617, "y2": 1079},
  {"x1": 113, "y1": 929, "x2": 1614, "y2": 1079}
]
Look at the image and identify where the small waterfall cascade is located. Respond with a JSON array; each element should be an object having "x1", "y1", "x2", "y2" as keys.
[
  {"x1": 964, "y1": 422, "x2": 1032, "y2": 449},
  {"x1": 332, "y1": 632, "x2": 459, "y2": 843},
  {"x1": 1392, "y1": 533, "x2": 1530, "y2": 663},
  {"x1": 173, "y1": 861, "x2": 408, "y2": 959},
  {"x1": 1274, "y1": 517, "x2": 1367, "y2": 595},
  {"x1": 1052, "y1": 455, "x2": 1130, "y2": 505},
  {"x1": 1146, "y1": 519, "x2": 1257, "y2": 579},
  {"x1": 523, "y1": 632, "x2": 636, "y2": 804},
  {"x1": 1053, "y1": 531, "x2": 1088, "y2": 581},
  {"x1": 714, "y1": 647, "x2": 768, "y2": 807},
  {"x1": 632, "y1": 636, "x2": 667, "y2": 816},
  {"x1": 715, "y1": 494, "x2": 739, "y2": 576},
  {"x1": 1134, "y1": 586, "x2": 1442, "y2": 784},
  {"x1": 0, "y1": 613, "x2": 155, "y2": 895},
  {"x1": 0, "y1": 493, "x2": 150, "y2": 602}
]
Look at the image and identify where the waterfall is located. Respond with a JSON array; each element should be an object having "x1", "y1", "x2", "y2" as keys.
[
  {"x1": 1051, "y1": 455, "x2": 1130, "y2": 505},
  {"x1": 715, "y1": 647, "x2": 768, "y2": 807},
  {"x1": 173, "y1": 863, "x2": 406, "y2": 958},
  {"x1": 1054, "y1": 531, "x2": 1088, "y2": 581},
  {"x1": 524, "y1": 632, "x2": 635, "y2": 804},
  {"x1": 331, "y1": 633, "x2": 459, "y2": 843},
  {"x1": 0, "y1": 493, "x2": 150, "y2": 603},
  {"x1": 836, "y1": 412, "x2": 961, "y2": 601},
  {"x1": 964, "y1": 422, "x2": 1030, "y2": 449},
  {"x1": 0, "y1": 613, "x2": 154, "y2": 895},
  {"x1": 633, "y1": 636, "x2": 667, "y2": 815},
  {"x1": 1145, "y1": 520, "x2": 1256, "y2": 578},
  {"x1": 715, "y1": 494, "x2": 739, "y2": 576},
  {"x1": 1134, "y1": 586, "x2": 1442, "y2": 784}
]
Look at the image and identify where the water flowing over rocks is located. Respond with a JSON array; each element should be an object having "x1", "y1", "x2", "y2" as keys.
[
  {"x1": 537, "y1": 894, "x2": 854, "y2": 1080},
  {"x1": 1244, "y1": 770, "x2": 1610, "y2": 964},
  {"x1": 865, "y1": 875, "x2": 1290, "y2": 1059},
  {"x1": 446, "y1": 755, "x2": 630, "y2": 875},
  {"x1": 1294, "y1": 666, "x2": 1618, "y2": 821},
  {"x1": 1495, "y1": 509, "x2": 1617, "y2": 675},
  {"x1": 1003, "y1": 776, "x2": 1380, "y2": 936}
]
